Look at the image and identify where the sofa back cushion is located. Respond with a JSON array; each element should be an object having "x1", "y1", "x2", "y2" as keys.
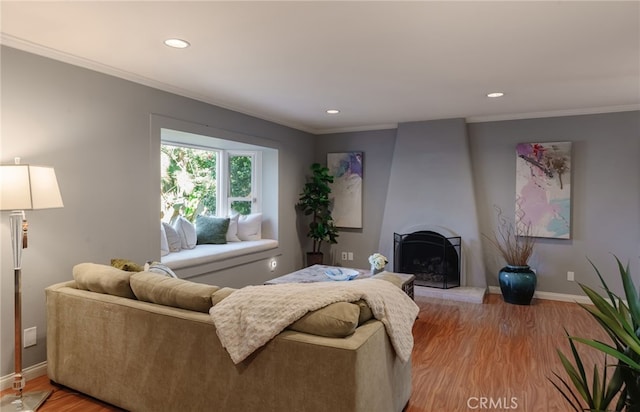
[
  {"x1": 288, "y1": 301, "x2": 360, "y2": 338},
  {"x1": 130, "y1": 272, "x2": 219, "y2": 313},
  {"x1": 73, "y1": 263, "x2": 137, "y2": 299}
]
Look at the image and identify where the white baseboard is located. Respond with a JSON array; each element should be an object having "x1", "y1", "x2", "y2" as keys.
[
  {"x1": 0, "y1": 362, "x2": 48, "y2": 391},
  {"x1": 487, "y1": 286, "x2": 592, "y2": 305}
]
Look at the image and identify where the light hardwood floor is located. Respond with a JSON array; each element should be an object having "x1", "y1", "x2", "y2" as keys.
[{"x1": 2, "y1": 293, "x2": 607, "y2": 411}]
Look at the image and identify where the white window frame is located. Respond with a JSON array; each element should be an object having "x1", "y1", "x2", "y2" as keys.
[
  {"x1": 223, "y1": 150, "x2": 261, "y2": 216},
  {"x1": 161, "y1": 141, "x2": 261, "y2": 218}
]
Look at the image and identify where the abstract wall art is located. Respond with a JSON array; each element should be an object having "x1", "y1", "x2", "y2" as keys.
[
  {"x1": 515, "y1": 142, "x2": 572, "y2": 239},
  {"x1": 327, "y1": 152, "x2": 363, "y2": 228}
]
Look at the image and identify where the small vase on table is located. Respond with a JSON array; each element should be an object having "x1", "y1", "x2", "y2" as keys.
[{"x1": 368, "y1": 253, "x2": 388, "y2": 276}]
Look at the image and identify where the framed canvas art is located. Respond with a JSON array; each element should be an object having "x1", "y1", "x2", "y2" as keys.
[
  {"x1": 515, "y1": 142, "x2": 572, "y2": 239},
  {"x1": 327, "y1": 152, "x2": 363, "y2": 228}
]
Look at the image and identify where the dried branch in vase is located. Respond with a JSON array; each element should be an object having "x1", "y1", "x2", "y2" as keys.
[{"x1": 483, "y1": 206, "x2": 536, "y2": 267}]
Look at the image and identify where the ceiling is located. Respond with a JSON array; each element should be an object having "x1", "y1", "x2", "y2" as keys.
[{"x1": 1, "y1": 1, "x2": 639, "y2": 134}]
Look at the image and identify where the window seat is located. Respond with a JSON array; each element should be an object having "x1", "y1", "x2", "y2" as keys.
[{"x1": 161, "y1": 239, "x2": 279, "y2": 271}]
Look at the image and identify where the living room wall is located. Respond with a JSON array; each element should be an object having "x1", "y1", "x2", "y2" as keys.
[
  {"x1": 317, "y1": 111, "x2": 639, "y2": 297},
  {"x1": 313, "y1": 129, "x2": 397, "y2": 268},
  {"x1": 0, "y1": 46, "x2": 315, "y2": 378},
  {"x1": 469, "y1": 111, "x2": 640, "y2": 295}
]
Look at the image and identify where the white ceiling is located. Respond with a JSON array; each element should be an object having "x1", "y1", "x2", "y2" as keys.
[{"x1": 1, "y1": 1, "x2": 639, "y2": 134}]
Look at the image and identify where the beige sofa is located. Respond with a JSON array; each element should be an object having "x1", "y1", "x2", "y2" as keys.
[{"x1": 46, "y1": 264, "x2": 412, "y2": 412}]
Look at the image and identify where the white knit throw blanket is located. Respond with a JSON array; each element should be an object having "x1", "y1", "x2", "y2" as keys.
[{"x1": 210, "y1": 278, "x2": 419, "y2": 364}]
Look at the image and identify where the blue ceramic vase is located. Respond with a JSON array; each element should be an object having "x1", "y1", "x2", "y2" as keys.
[{"x1": 499, "y1": 265, "x2": 536, "y2": 305}]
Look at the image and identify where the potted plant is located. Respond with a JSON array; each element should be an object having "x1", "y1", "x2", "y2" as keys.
[
  {"x1": 484, "y1": 207, "x2": 537, "y2": 305},
  {"x1": 550, "y1": 256, "x2": 639, "y2": 412},
  {"x1": 297, "y1": 163, "x2": 339, "y2": 266}
]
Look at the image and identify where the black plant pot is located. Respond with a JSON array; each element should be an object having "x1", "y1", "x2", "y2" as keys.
[
  {"x1": 306, "y1": 252, "x2": 324, "y2": 267},
  {"x1": 499, "y1": 265, "x2": 536, "y2": 305}
]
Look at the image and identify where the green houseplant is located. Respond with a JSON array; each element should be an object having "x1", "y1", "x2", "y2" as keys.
[
  {"x1": 297, "y1": 163, "x2": 339, "y2": 266},
  {"x1": 551, "y1": 256, "x2": 640, "y2": 411}
]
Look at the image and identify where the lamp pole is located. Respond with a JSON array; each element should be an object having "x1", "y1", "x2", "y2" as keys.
[
  {"x1": 0, "y1": 161, "x2": 63, "y2": 411},
  {"x1": 10, "y1": 211, "x2": 25, "y2": 398}
]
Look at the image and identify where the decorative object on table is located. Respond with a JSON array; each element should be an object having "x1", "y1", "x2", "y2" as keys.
[
  {"x1": 550, "y1": 256, "x2": 639, "y2": 412},
  {"x1": 323, "y1": 267, "x2": 359, "y2": 281},
  {"x1": 327, "y1": 152, "x2": 363, "y2": 228},
  {"x1": 0, "y1": 158, "x2": 64, "y2": 411},
  {"x1": 368, "y1": 253, "x2": 388, "y2": 275},
  {"x1": 516, "y1": 142, "x2": 572, "y2": 239},
  {"x1": 296, "y1": 163, "x2": 339, "y2": 266},
  {"x1": 483, "y1": 206, "x2": 536, "y2": 305}
]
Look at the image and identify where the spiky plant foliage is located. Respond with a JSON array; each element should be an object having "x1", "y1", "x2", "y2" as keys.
[{"x1": 551, "y1": 256, "x2": 640, "y2": 412}]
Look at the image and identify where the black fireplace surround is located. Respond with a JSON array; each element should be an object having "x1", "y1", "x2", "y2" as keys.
[{"x1": 393, "y1": 231, "x2": 461, "y2": 289}]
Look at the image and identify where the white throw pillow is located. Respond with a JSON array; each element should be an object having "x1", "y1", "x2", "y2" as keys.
[
  {"x1": 144, "y1": 261, "x2": 178, "y2": 278},
  {"x1": 173, "y1": 216, "x2": 197, "y2": 249},
  {"x1": 160, "y1": 223, "x2": 170, "y2": 256},
  {"x1": 226, "y1": 214, "x2": 241, "y2": 242},
  {"x1": 162, "y1": 222, "x2": 182, "y2": 252},
  {"x1": 237, "y1": 213, "x2": 262, "y2": 241}
]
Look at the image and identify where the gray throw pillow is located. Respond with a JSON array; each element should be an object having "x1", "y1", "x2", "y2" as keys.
[{"x1": 196, "y1": 215, "x2": 230, "y2": 245}]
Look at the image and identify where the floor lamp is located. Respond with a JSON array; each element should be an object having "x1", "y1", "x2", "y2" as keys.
[{"x1": 0, "y1": 159, "x2": 63, "y2": 412}]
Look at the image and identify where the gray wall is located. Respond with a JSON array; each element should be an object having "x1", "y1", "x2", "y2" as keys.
[
  {"x1": 318, "y1": 111, "x2": 639, "y2": 297},
  {"x1": 378, "y1": 118, "x2": 485, "y2": 288},
  {"x1": 0, "y1": 46, "x2": 314, "y2": 377},
  {"x1": 314, "y1": 129, "x2": 397, "y2": 268},
  {"x1": 469, "y1": 111, "x2": 640, "y2": 295}
]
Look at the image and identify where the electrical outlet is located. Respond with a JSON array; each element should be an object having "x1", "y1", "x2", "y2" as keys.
[
  {"x1": 567, "y1": 271, "x2": 575, "y2": 282},
  {"x1": 347, "y1": 252, "x2": 354, "y2": 261},
  {"x1": 341, "y1": 252, "x2": 348, "y2": 261},
  {"x1": 24, "y1": 327, "x2": 36, "y2": 348}
]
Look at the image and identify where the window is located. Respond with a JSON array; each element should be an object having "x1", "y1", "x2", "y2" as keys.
[
  {"x1": 161, "y1": 143, "x2": 261, "y2": 222},
  {"x1": 225, "y1": 151, "x2": 260, "y2": 215}
]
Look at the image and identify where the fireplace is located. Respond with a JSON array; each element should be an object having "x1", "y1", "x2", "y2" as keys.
[{"x1": 393, "y1": 231, "x2": 461, "y2": 289}]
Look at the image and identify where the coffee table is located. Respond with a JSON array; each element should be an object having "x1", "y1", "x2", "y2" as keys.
[{"x1": 265, "y1": 265, "x2": 415, "y2": 299}]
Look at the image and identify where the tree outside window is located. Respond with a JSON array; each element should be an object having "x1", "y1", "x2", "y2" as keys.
[{"x1": 161, "y1": 144, "x2": 259, "y2": 222}]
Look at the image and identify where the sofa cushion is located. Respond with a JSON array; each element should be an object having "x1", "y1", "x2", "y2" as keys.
[
  {"x1": 144, "y1": 261, "x2": 178, "y2": 278},
  {"x1": 110, "y1": 258, "x2": 144, "y2": 272},
  {"x1": 354, "y1": 299, "x2": 374, "y2": 325},
  {"x1": 73, "y1": 263, "x2": 136, "y2": 299},
  {"x1": 288, "y1": 301, "x2": 360, "y2": 338},
  {"x1": 130, "y1": 271, "x2": 219, "y2": 313},
  {"x1": 196, "y1": 215, "x2": 230, "y2": 245},
  {"x1": 211, "y1": 287, "x2": 237, "y2": 306}
]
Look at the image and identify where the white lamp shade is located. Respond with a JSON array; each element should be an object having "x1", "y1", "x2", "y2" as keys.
[{"x1": 0, "y1": 164, "x2": 64, "y2": 210}]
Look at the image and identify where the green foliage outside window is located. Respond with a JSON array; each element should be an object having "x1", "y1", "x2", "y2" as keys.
[
  {"x1": 228, "y1": 155, "x2": 253, "y2": 215},
  {"x1": 161, "y1": 145, "x2": 254, "y2": 221},
  {"x1": 229, "y1": 155, "x2": 252, "y2": 198},
  {"x1": 161, "y1": 145, "x2": 217, "y2": 222}
]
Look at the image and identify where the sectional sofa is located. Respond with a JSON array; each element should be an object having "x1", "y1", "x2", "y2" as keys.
[{"x1": 45, "y1": 263, "x2": 413, "y2": 412}]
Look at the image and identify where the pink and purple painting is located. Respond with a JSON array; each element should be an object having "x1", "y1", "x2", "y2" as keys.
[
  {"x1": 515, "y1": 142, "x2": 571, "y2": 239},
  {"x1": 327, "y1": 152, "x2": 363, "y2": 228}
]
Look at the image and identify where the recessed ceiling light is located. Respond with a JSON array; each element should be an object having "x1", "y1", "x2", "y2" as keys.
[
  {"x1": 487, "y1": 92, "x2": 505, "y2": 98},
  {"x1": 326, "y1": 109, "x2": 340, "y2": 114},
  {"x1": 164, "y1": 38, "x2": 190, "y2": 49}
]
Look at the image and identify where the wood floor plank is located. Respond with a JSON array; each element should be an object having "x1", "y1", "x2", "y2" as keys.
[
  {"x1": 406, "y1": 294, "x2": 609, "y2": 412},
  {"x1": 2, "y1": 293, "x2": 609, "y2": 411}
]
